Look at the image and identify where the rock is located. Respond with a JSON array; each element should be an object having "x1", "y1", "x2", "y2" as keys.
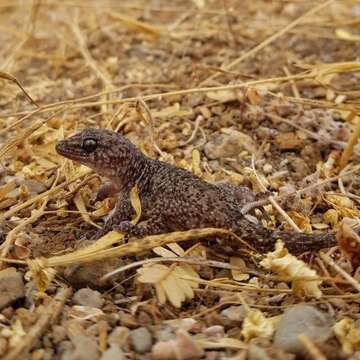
[
  {"x1": 247, "y1": 344, "x2": 272, "y2": 360},
  {"x1": 221, "y1": 305, "x2": 246, "y2": 322},
  {"x1": 100, "y1": 345, "x2": 126, "y2": 360},
  {"x1": 22, "y1": 179, "x2": 47, "y2": 194},
  {"x1": 204, "y1": 130, "x2": 257, "y2": 159},
  {"x1": 0, "y1": 338, "x2": 8, "y2": 358},
  {"x1": 66, "y1": 334, "x2": 100, "y2": 360},
  {"x1": 152, "y1": 329, "x2": 204, "y2": 360},
  {"x1": 63, "y1": 241, "x2": 125, "y2": 288},
  {"x1": 203, "y1": 325, "x2": 224, "y2": 338},
  {"x1": 130, "y1": 327, "x2": 152, "y2": 354},
  {"x1": 58, "y1": 341, "x2": 73, "y2": 359},
  {"x1": 52, "y1": 325, "x2": 67, "y2": 344},
  {"x1": 274, "y1": 132, "x2": 305, "y2": 150},
  {"x1": 155, "y1": 325, "x2": 174, "y2": 342},
  {"x1": 108, "y1": 326, "x2": 130, "y2": 348},
  {"x1": 0, "y1": 268, "x2": 25, "y2": 310},
  {"x1": 274, "y1": 304, "x2": 333, "y2": 355},
  {"x1": 73, "y1": 288, "x2": 104, "y2": 309}
]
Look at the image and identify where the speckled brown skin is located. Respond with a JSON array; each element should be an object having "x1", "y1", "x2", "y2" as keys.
[{"x1": 56, "y1": 128, "x2": 337, "y2": 254}]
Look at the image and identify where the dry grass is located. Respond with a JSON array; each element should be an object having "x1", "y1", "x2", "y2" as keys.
[{"x1": 1, "y1": 0, "x2": 360, "y2": 358}]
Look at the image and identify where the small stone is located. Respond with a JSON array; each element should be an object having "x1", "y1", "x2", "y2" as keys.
[
  {"x1": 0, "y1": 338, "x2": 8, "y2": 358},
  {"x1": 0, "y1": 268, "x2": 25, "y2": 310},
  {"x1": 73, "y1": 288, "x2": 104, "y2": 309},
  {"x1": 203, "y1": 325, "x2": 224, "y2": 339},
  {"x1": 22, "y1": 179, "x2": 47, "y2": 194},
  {"x1": 152, "y1": 340, "x2": 176, "y2": 360},
  {"x1": 63, "y1": 254, "x2": 125, "y2": 288},
  {"x1": 274, "y1": 304, "x2": 333, "y2": 355},
  {"x1": 155, "y1": 325, "x2": 175, "y2": 342},
  {"x1": 247, "y1": 344, "x2": 271, "y2": 360},
  {"x1": 263, "y1": 163, "x2": 273, "y2": 174},
  {"x1": 119, "y1": 312, "x2": 139, "y2": 328},
  {"x1": 58, "y1": 340, "x2": 73, "y2": 359},
  {"x1": 100, "y1": 345, "x2": 126, "y2": 360},
  {"x1": 52, "y1": 325, "x2": 67, "y2": 344},
  {"x1": 221, "y1": 305, "x2": 246, "y2": 322},
  {"x1": 67, "y1": 334, "x2": 100, "y2": 360},
  {"x1": 274, "y1": 132, "x2": 305, "y2": 150},
  {"x1": 108, "y1": 326, "x2": 130, "y2": 348},
  {"x1": 204, "y1": 130, "x2": 257, "y2": 160},
  {"x1": 175, "y1": 329, "x2": 204, "y2": 360},
  {"x1": 152, "y1": 329, "x2": 204, "y2": 360},
  {"x1": 130, "y1": 327, "x2": 152, "y2": 354}
]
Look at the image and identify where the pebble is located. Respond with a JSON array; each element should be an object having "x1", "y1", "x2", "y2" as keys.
[
  {"x1": 100, "y1": 345, "x2": 126, "y2": 360},
  {"x1": 130, "y1": 327, "x2": 152, "y2": 354},
  {"x1": 52, "y1": 325, "x2": 67, "y2": 344},
  {"x1": 108, "y1": 326, "x2": 130, "y2": 348},
  {"x1": 0, "y1": 338, "x2": 8, "y2": 358},
  {"x1": 203, "y1": 325, "x2": 225, "y2": 338},
  {"x1": 262, "y1": 163, "x2": 273, "y2": 174},
  {"x1": 155, "y1": 325, "x2": 174, "y2": 342},
  {"x1": 221, "y1": 305, "x2": 246, "y2": 322},
  {"x1": 0, "y1": 268, "x2": 25, "y2": 310},
  {"x1": 66, "y1": 334, "x2": 100, "y2": 360},
  {"x1": 204, "y1": 130, "x2": 257, "y2": 160},
  {"x1": 152, "y1": 329, "x2": 204, "y2": 360},
  {"x1": 73, "y1": 288, "x2": 104, "y2": 309},
  {"x1": 22, "y1": 179, "x2": 47, "y2": 194},
  {"x1": 273, "y1": 304, "x2": 333, "y2": 355}
]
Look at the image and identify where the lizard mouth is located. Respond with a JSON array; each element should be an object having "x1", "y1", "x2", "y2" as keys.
[{"x1": 56, "y1": 140, "x2": 86, "y2": 162}]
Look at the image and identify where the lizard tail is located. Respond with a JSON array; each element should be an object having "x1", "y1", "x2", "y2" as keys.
[{"x1": 233, "y1": 218, "x2": 337, "y2": 254}]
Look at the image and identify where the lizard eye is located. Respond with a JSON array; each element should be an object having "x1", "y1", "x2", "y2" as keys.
[{"x1": 83, "y1": 138, "x2": 98, "y2": 152}]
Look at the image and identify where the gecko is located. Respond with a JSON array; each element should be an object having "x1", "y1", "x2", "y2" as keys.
[{"x1": 56, "y1": 128, "x2": 337, "y2": 254}]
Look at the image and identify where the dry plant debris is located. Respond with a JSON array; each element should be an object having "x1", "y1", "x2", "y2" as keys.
[{"x1": 0, "y1": 0, "x2": 360, "y2": 358}]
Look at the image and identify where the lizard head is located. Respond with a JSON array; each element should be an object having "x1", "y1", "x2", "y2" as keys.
[{"x1": 56, "y1": 128, "x2": 141, "y2": 179}]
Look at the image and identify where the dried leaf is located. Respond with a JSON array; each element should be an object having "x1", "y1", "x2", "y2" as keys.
[
  {"x1": 333, "y1": 317, "x2": 360, "y2": 354},
  {"x1": 206, "y1": 90, "x2": 237, "y2": 102},
  {"x1": 230, "y1": 257, "x2": 250, "y2": 281},
  {"x1": 0, "y1": 180, "x2": 16, "y2": 200},
  {"x1": 69, "y1": 306, "x2": 104, "y2": 321},
  {"x1": 130, "y1": 185, "x2": 141, "y2": 225},
  {"x1": 196, "y1": 337, "x2": 246, "y2": 350},
  {"x1": 1, "y1": 319, "x2": 26, "y2": 348},
  {"x1": 337, "y1": 221, "x2": 360, "y2": 267},
  {"x1": 288, "y1": 211, "x2": 312, "y2": 232},
  {"x1": 192, "y1": 149, "x2": 202, "y2": 176},
  {"x1": 241, "y1": 309, "x2": 277, "y2": 342},
  {"x1": 323, "y1": 209, "x2": 339, "y2": 228},
  {"x1": 336, "y1": 29, "x2": 360, "y2": 41},
  {"x1": 137, "y1": 263, "x2": 199, "y2": 307},
  {"x1": 260, "y1": 240, "x2": 323, "y2": 298}
]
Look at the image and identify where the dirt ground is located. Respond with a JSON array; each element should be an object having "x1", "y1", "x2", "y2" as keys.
[{"x1": 0, "y1": 1, "x2": 360, "y2": 359}]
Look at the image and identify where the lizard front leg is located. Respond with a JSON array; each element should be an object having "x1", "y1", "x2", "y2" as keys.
[
  {"x1": 113, "y1": 217, "x2": 169, "y2": 238},
  {"x1": 95, "y1": 181, "x2": 120, "y2": 202},
  {"x1": 91, "y1": 192, "x2": 134, "y2": 240}
]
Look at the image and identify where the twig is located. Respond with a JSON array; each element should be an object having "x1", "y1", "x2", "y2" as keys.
[
  {"x1": 200, "y1": 0, "x2": 335, "y2": 85},
  {"x1": 136, "y1": 97, "x2": 164, "y2": 156},
  {"x1": 320, "y1": 252, "x2": 360, "y2": 292},
  {"x1": 0, "y1": 71, "x2": 39, "y2": 107},
  {"x1": 3, "y1": 287, "x2": 72, "y2": 360},
  {"x1": 251, "y1": 155, "x2": 302, "y2": 232},
  {"x1": 103, "y1": 256, "x2": 246, "y2": 280},
  {"x1": 179, "y1": 115, "x2": 203, "y2": 147},
  {"x1": 0, "y1": 169, "x2": 60, "y2": 264},
  {"x1": 70, "y1": 15, "x2": 113, "y2": 89},
  {"x1": 0, "y1": 169, "x2": 91, "y2": 222},
  {"x1": 298, "y1": 334, "x2": 327, "y2": 360},
  {"x1": 339, "y1": 112, "x2": 360, "y2": 169}
]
